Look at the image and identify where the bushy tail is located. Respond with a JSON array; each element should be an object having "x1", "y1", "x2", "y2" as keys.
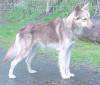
[
  {"x1": 3, "y1": 44, "x2": 14, "y2": 63},
  {"x1": 3, "y1": 33, "x2": 20, "y2": 63}
]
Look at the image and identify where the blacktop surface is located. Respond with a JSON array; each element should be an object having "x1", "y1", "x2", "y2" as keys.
[{"x1": 0, "y1": 48, "x2": 100, "y2": 85}]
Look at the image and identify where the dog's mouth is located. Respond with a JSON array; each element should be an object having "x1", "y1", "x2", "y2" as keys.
[{"x1": 73, "y1": 27, "x2": 84, "y2": 36}]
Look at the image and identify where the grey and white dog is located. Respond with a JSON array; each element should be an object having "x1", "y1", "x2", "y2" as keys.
[{"x1": 3, "y1": 3, "x2": 93, "y2": 79}]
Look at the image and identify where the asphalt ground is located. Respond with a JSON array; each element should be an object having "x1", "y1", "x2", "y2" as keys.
[{"x1": 0, "y1": 47, "x2": 100, "y2": 85}]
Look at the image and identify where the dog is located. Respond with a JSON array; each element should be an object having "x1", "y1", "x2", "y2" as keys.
[{"x1": 3, "y1": 3, "x2": 93, "y2": 79}]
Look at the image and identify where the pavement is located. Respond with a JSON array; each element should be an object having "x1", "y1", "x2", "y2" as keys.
[{"x1": 0, "y1": 48, "x2": 100, "y2": 85}]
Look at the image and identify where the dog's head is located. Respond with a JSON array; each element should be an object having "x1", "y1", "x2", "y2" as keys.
[{"x1": 73, "y1": 3, "x2": 93, "y2": 29}]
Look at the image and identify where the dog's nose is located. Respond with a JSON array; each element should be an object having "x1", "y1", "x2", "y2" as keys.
[
  {"x1": 92, "y1": 25, "x2": 95, "y2": 28},
  {"x1": 87, "y1": 23, "x2": 95, "y2": 29}
]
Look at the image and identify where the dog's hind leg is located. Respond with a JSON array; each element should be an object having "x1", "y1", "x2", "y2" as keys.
[
  {"x1": 25, "y1": 52, "x2": 37, "y2": 73},
  {"x1": 8, "y1": 49, "x2": 30, "y2": 78}
]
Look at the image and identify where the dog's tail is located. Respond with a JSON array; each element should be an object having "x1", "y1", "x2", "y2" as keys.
[
  {"x1": 3, "y1": 44, "x2": 14, "y2": 63},
  {"x1": 3, "y1": 33, "x2": 20, "y2": 63}
]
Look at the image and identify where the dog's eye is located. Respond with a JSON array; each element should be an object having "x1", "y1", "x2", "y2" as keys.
[
  {"x1": 76, "y1": 17, "x2": 80, "y2": 20},
  {"x1": 82, "y1": 18, "x2": 87, "y2": 20}
]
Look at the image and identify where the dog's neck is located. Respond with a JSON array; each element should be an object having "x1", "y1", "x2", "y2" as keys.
[{"x1": 62, "y1": 12, "x2": 77, "y2": 39}]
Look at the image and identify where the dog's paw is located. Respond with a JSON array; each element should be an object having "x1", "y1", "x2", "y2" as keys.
[
  {"x1": 9, "y1": 74, "x2": 16, "y2": 79},
  {"x1": 61, "y1": 73, "x2": 75, "y2": 79},
  {"x1": 29, "y1": 70, "x2": 37, "y2": 73},
  {"x1": 69, "y1": 73, "x2": 75, "y2": 77}
]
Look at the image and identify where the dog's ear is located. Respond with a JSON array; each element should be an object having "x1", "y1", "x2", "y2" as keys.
[
  {"x1": 82, "y1": 3, "x2": 89, "y2": 11},
  {"x1": 74, "y1": 5, "x2": 81, "y2": 16}
]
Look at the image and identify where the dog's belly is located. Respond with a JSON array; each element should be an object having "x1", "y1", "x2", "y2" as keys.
[
  {"x1": 37, "y1": 39, "x2": 73, "y2": 51},
  {"x1": 37, "y1": 41, "x2": 60, "y2": 51},
  {"x1": 46, "y1": 43, "x2": 60, "y2": 50}
]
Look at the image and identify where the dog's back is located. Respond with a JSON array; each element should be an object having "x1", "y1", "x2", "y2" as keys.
[{"x1": 19, "y1": 18, "x2": 63, "y2": 44}]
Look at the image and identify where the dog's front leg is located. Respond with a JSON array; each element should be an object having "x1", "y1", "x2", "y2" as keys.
[
  {"x1": 65, "y1": 41, "x2": 74, "y2": 78},
  {"x1": 58, "y1": 49, "x2": 67, "y2": 79},
  {"x1": 58, "y1": 41, "x2": 74, "y2": 79}
]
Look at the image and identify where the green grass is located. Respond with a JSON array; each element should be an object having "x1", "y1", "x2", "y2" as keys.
[{"x1": 72, "y1": 40, "x2": 100, "y2": 67}]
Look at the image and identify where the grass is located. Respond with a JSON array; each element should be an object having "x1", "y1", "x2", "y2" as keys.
[{"x1": 72, "y1": 40, "x2": 100, "y2": 67}]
